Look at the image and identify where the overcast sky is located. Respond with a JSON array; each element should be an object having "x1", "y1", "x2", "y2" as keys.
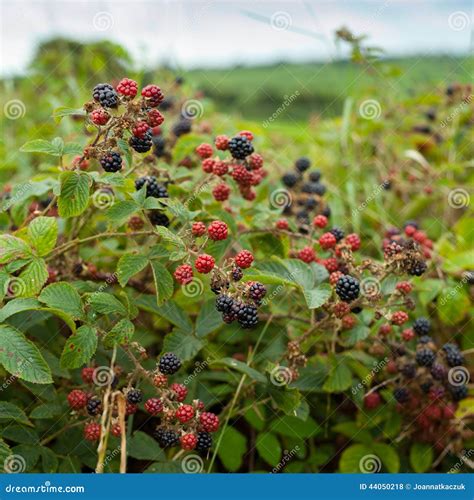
[{"x1": 0, "y1": 0, "x2": 472, "y2": 75}]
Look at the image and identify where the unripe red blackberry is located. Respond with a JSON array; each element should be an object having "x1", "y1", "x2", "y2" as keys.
[
  {"x1": 391, "y1": 311, "x2": 409, "y2": 326},
  {"x1": 402, "y1": 328, "x2": 415, "y2": 341},
  {"x1": 196, "y1": 143, "x2": 213, "y2": 159},
  {"x1": 147, "y1": 109, "x2": 165, "y2": 126},
  {"x1": 232, "y1": 164, "x2": 252, "y2": 186},
  {"x1": 323, "y1": 257, "x2": 338, "y2": 273},
  {"x1": 379, "y1": 324, "x2": 392, "y2": 336},
  {"x1": 174, "y1": 264, "x2": 193, "y2": 285},
  {"x1": 128, "y1": 215, "x2": 144, "y2": 230},
  {"x1": 132, "y1": 121, "x2": 150, "y2": 138},
  {"x1": 313, "y1": 215, "x2": 328, "y2": 228},
  {"x1": 214, "y1": 135, "x2": 229, "y2": 150},
  {"x1": 125, "y1": 402, "x2": 138, "y2": 416},
  {"x1": 248, "y1": 153, "x2": 263, "y2": 170},
  {"x1": 207, "y1": 220, "x2": 228, "y2": 241},
  {"x1": 111, "y1": 423, "x2": 123, "y2": 437},
  {"x1": 90, "y1": 108, "x2": 110, "y2": 126},
  {"x1": 176, "y1": 404, "x2": 195, "y2": 423},
  {"x1": 346, "y1": 233, "x2": 361, "y2": 251},
  {"x1": 212, "y1": 160, "x2": 229, "y2": 176},
  {"x1": 341, "y1": 314, "x2": 356, "y2": 329},
  {"x1": 333, "y1": 302, "x2": 350, "y2": 318},
  {"x1": 202, "y1": 158, "x2": 215, "y2": 173},
  {"x1": 67, "y1": 389, "x2": 88, "y2": 409},
  {"x1": 84, "y1": 422, "x2": 101, "y2": 441},
  {"x1": 141, "y1": 84, "x2": 164, "y2": 106},
  {"x1": 192, "y1": 221, "x2": 206, "y2": 237},
  {"x1": 239, "y1": 130, "x2": 254, "y2": 141},
  {"x1": 276, "y1": 219, "x2": 289, "y2": 230},
  {"x1": 363, "y1": 392, "x2": 381, "y2": 410},
  {"x1": 319, "y1": 232, "x2": 337, "y2": 249},
  {"x1": 199, "y1": 412, "x2": 219, "y2": 432},
  {"x1": 180, "y1": 433, "x2": 198, "y2": 451},
  {"x1": 212, "y1": 183, "x2": 231, "y2": 201},
  {"x1": 116, "y1": 78, "x2": 138, "y2": 97},
  {"x1": 329, "y1": 271, "x2": 344, "y2": 286},
  {"x1": 396, "y1": 281, "x2": 412, "y2": 295},
  {"x1": 235, "y1": 250, "x2": 254, "y2": 269},
  {"x1": 145, "y1": 398, "x2": 163, "y2": 415},
  {"x1": 81, "y1": 367, "x2": 95, "y2": 384},
  {"x1": 195, "y1": 254, "x2": 215, "y2": 274},
  {"x1": 170, "y1": 383, "x2": 188, "y2": 402},
  {"x1": 297, "y1": 246, "x2": 316, "y2": 263},
  {"x1": 153, "y1": 373, "x2": 168, "y2": 388}
]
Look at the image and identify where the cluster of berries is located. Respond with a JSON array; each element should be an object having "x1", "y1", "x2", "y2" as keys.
[
  {"x1": 197, "y1": 131, "x2": 267, "y2": 202},
  {"x1": 280, "y1": 157, "x2": 330, "y2": 232},
  {"x1": 84, "y1": 78, "x2": 165, "y2": 173},
  {"x1": 383, "y1": 221, "x2": 434, "y2": 260},
  {"x1": 134, "y1": 174, "x2": 171, "y2": 227}
]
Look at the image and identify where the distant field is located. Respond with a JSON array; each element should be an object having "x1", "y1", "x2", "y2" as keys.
[{"x1": 186, "y1": 56, "x2": 473, "y2": 121}]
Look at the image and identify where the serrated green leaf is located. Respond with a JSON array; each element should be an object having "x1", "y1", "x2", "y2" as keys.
[
  {"x1": 62, "y1": 143, "x2": 84, "y2": 155},
  {"x1": 303, "y1": 284, "x2": 332, "y2": 309},
  {"x1": 216, "y1": 426, "x2": 247, "y2": 472},
  {"x1": 117, "y1": 254, "x2": 148, "y2": 287},
  {"x1": 135, "y1": 295, "x2": 192, "y2": 331},
  {"x1": 20, "y1": 139, "x2": 61, "y2": 156},
  {"x1": 0, "y1": 235, "x2": 31, "y2": 263},
  {"x1": 57, "y1": 171, "x2": 91, "y2": 218},
  {"x1": 0, "y1": 402, "x2": 31, "y2": 426},
  {"x1": 52, "y1": 106, "x2": 86, "y2": 122},
  {"x1": 214, "y1": 358, "x2": 267, "y2": 384},
  {"x1": 103, "y1": 318, "x2": 135, "y2": 347},
  {"x1": 150, "y1": 261, "x2": 174, "y2": 306},
  {"x1": 27, "y1": 216, "x2": 58, "y2": 256},
  {"x1": 0, "y1": 325, "x2": 52, "y2": 384},
  {"x1": 323, "y1": 358, "x2": 352, "y2": 392},
  {"x1": 409, "y1": 442, "x2": 433, "y2": 473},
  {"x1": 60, "y1": 325, "x2": 98, "y2": 368},
  {"x1": 40, "y1": 446, "x2": 58, "y2": 473},
  {"x1": 17, "y1": 258, "x2": 49, "y2": 297},
  {"x1": 256, "y1": 432, "x2": 281, "y2": 466},
  {"x1": 271, "y1": 415, "x2": 320, "y2": 439},
  {"x1": 106, "y1": 200, "x2": 139, "y2": 224},
  {"x1": 162, "y1": 329, "x2": 204, "y2": 361},
  {"x1": 154, "y1": 225, "x2": 185, "y2": 248},
  {"x1": 0, "y1": 298, "x2": 41, "y2": 323},
  {"x1": 86, "y1": 292, "x2": 127, "y2": 316},
  {"x1": 128, "y1": 431, "x2": 165, "y2": 461},
  {"x1": 38, "y1": 282, "x2": 84, "y2": 320},
  {"x1": 195, "y1": 299, "x2": 222, "y2": 337}
]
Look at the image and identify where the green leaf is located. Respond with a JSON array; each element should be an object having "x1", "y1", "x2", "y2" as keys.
[
  {"x1": 271, "y1": 415, "x2": 320, "y2": 439},
  {"x1": 323, "y1": 358, "x2": 352, "y2": 392},
  {"x1": 17, "y1": 258, "x2": 49, "y2": 297},
  {"x1": 117, "y1": 254, "x2": 148, "y2": 287},
  {"x1": 341, "y1": 324, "x2": 370, "y2": 345},
  {"x1": 63, "y1": 143, "x2": 84, "y2": 156},
  {"x1": 52, "y1": 106, "x2": 86, "y2": 122},
  {"x1": 256, "y1": 432, "x2": 281, "y2": 466},
  {"x1": 87, "y1": 292, "x2": 128, "y2": 316},
  {"x1": 339, "y1": 444, "x2": 373, "y2": 473},
  {"x1": 106, "y1": 200, "x2": 139, "y2": 224},
  {"x1": 154, "y1": 225, "x2": 185, "y2": 249},
  {"x1": 437, "y1": 286, "x2": 470, "y2": 325},
  {"x1": 2, "y1": 425, "x2": 39, "y2": 445},
  {"x1": 373, "y1": 443, "x2": 400, "y2": 473},
  {"x1": 216, "y1": 426, "x2": 247, "y2": 472},
  {"x1": 0, "y1": 235, "x2": 31, "y2": 263},
  {"x1": 162, "y1": 329, "x2": 204, "y2": 361},
  {"x1": 213, "y1": 358, "x2": 267, "y2": 384},
  {"x1": 195, "y1": 299, "x2": 223, "y2": 337},
  {"x1": 150, "y1": 261, "x2": 174, "y2": 306},
  {"x1": 0, "y1": 298, "x2": 41, "y2": 323},
  {"x1": 20, "y1": 139, "x2": 62, "y2": 156},
  {"x1": 57, "y1": 171, "x2": 91, "y2": 218},
  {"x1": 38, "y1": 282, "x2": 84, "y2": 320},
  {"x1": 268, "y1": 386, "x2": 302, "y2": 415},
  {"x1": 128, "y1": 431, "x2": 165, "y2": 461},
  {"x1": 40, "y1": 446, "x2": 58, "y2": 473},
  {"x1": 136, "y1": 296, "x2": 192, "y2": 331},
  {"x1": 0, "y1": 402, "x2": 32, "y2": 426},
  {"x1": 303, "y1": 284, "x2": 332, "y2": 309},
  {"x1": 103, "y1": 318, "x2": 135, "y2": 348},
  {"x1": 409, "y1": 442, "x2": 433, "y2": 473},
  {"x1": 0, "y1": 324, "x2": 53, "y2": 384},
  {"x1": 60, "y1": 325, "x2": 98, "y2": 368},
  {"x1": 30, "y1": 402, "x2": 62, "y2": 419},
  {"x1": 27, "y1": 217, "x2": 58, "y2": 256}
]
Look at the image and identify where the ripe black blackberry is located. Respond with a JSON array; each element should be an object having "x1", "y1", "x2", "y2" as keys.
[
  {"x1": 159, "y1": 353, "x2": 181, "y2": 375},
  {"x1": 351, "y1": 306, "x2": 362, "y2": 314},
  {"x1": 196, "y1": 431, "x2": 212, "y2": 452},
  {"x1": 216, "y1": 294, "x2": 234, "y2": 314},
  {"x1": 330, "y1": 227, "x2": 345, "y2": 242},
  {"x1": 172, "y1": 119, "x2": 192, "y2": 137},
  {"x1": 99, "y1": 152, "x2": 122, "y2": 172},
  {"x1": 407, "y1": 259, "x2": 427, "y2": 276},
  {"x1": 249, "y1": 282, "x2": 266, "y2": 302},
  {"x1": 295, "y1": 157, "x2": 311, "y2": 172},
  {"x1": 415, "y1": 348, "x2": 436, "y2": 367},
  {"x1": 312, "y1": 183, "x2": 326, "y2": 196},
  {"x1": 126, "y1": 388, "x2": 143, "y2": 404},
  {"x1": 335, "y1": 275, "x2": 360, "y2": 302},
  {"x1": 308, "y1": 170, "x2": 321, "y2": 182},
  {"x1": 401, "y1": 363, "x2": 416, "y2": 379},
  {"x1": 393, "y1": 387, "x2": 410, "y2": 403},
  {"x1": 417, "y1": 335, "x2": 433, "y2": 345},
  {"x1": 232, "y1": 266, "x2": 243, "y2": 282},
  {"x1": 135, "y1": 176, "x2": 168, "y2": 198},
  {"x1": 321, "y1": 206, "x2": 331, "y2": 217},
  {"x1": 442, "y1": 344, "x2": 464, "y2": 367},
  {"x1": 228, "y1": 135, "x2": 254, "y2": 160},
  {"x1": 237, "y1": 304, "x2": 259, "y2": 329},
  {"x1": 282, "y1": 173, "x2": 299, "y2": 188},
  {"x1": 87, "y1": 398, "x2": 102, "y2": 416},
  {"x1": 148, "y1": 210, "x2": 170, "y2": 227},
  {"x1": 130, "y1": 130, "x2": 153, "y2": 153},
  {"x1": 430, "y1": 363, "x2": 446, "y2": 380},
  {"x1": 305, "y1": 197, "x2": 318, "y2": 210},
  {"x1": 152, "y1": 135, "x2": 166, "y2": 157},
  {"x1": 413, "y1": 317, "x2": 431, "y2": 336},
  {"x1": 154, "y1": 427, "x2": 180, "y2": 448},
  {"x1": 301, "y1": 183, "x2": 313, "y2": 194},
  {"x1": 296, "y1": 210, "x2": 310, "y2": 226},
  {"x1": 449, "y1": 384, "x2": 468, "y2": 401},
  {"x1": 92, "y1": 83, "x2": 118, "y2": 108}
]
